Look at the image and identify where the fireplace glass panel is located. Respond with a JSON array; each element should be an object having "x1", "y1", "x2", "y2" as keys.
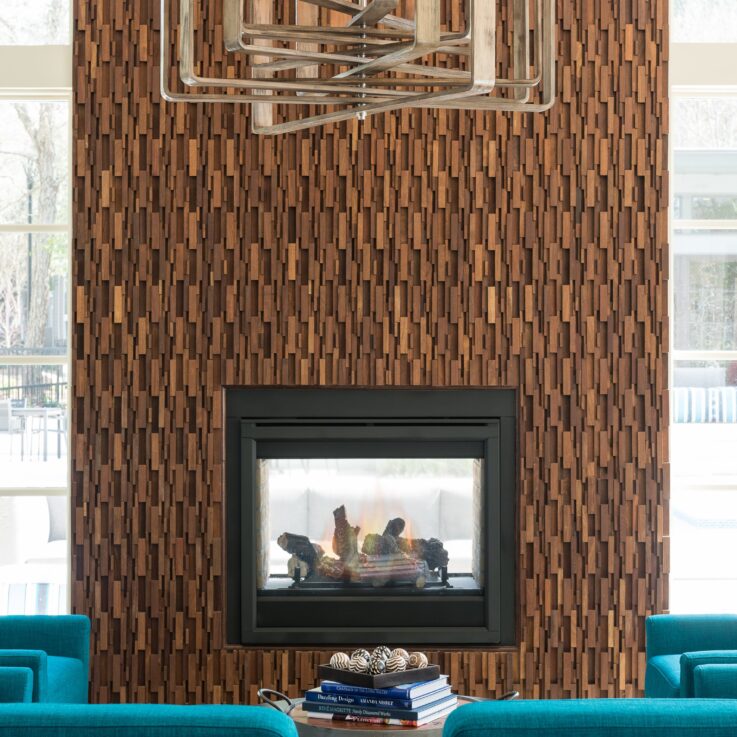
[{"x1": 257, "y1": 457, "x2": 484, "y2": 593}]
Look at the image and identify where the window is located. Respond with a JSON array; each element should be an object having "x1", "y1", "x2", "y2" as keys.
[
  {"x1": 671, "y1": 1, "x2": 737, "y2": 43},
  {"x1": 670, "y1": 34, "x2": 737, "y2": 611},
  {"x1": 0, "y1": 0, "x2": 71, "y2": 46},
  {"x1": 0, "y1": 6, "x2": 71, "y2": 615}
]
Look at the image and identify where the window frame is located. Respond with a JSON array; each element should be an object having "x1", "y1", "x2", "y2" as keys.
[
  {"x1": 670, "y1": 43, "x2": 737, "y2": 367},
  {"x1": 669, "y1": 38, "x2": 737, "y2": 612},
  {"x1": 0, "y1": 30, "x2": 72, "y2": 613}
]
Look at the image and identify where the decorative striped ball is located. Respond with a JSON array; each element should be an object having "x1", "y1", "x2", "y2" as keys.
[
  {"x1": 372, "y1": 645, "x2": 392, "y2": 661},
  {"x1": 390, "y1": 648, "x2": 409, "y2": 662},
  {"x1": 408, "y1": 652, "x2": 428, "y2": 669},
  {"x1": 367, "y1": 656, "x2": 386, "y2": 675},
  {"x1": 349, "y1": 655, "x2": 369, "y2": 673},
  {"x1": 385, "y1": 653, "x2": 407, "y2": 672},
  {"x1": 330, "y1": 652, "x2": 351, "y2": 670},
  {"x1": 351, "y1": 649, "x2": 371, "y2": 661}
]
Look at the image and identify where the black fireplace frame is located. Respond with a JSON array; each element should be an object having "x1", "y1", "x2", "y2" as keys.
[{"x1": 225, "y1": 387, "x2": 516, "y2": 647}]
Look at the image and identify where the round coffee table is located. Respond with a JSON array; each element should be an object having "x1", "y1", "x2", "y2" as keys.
[{"x1": 275, "y1": 696, "x2": 476, "y2": 737}]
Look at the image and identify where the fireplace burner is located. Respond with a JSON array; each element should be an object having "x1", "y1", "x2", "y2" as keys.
[{"x1": 225, "y1": 388, "x2": 516, "y2": 646}]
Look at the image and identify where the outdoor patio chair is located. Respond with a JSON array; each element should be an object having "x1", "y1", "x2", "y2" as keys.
[{"x1": 0, "y1": 400, "x2": 24, "y2": 458}]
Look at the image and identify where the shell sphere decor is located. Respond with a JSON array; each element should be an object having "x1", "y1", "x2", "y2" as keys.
[
  {"x1": 349, "y1": 654, "x2": 370, "y2": 673},
  {"x1": 385, "y1": 653, "x2": 408, "y2": 672},
  {"x1": 372, "y1": 645, "x2": 392, "y2": 661},
  {"x1": 408, "y1": 652, "x2": 429, "y2": 669},
  {"x1": 327, "y1": 647, "x2": 427, "y2": 674},
  {"x1": 329, "y1": 652, "x2": 351, "y2": 670}
]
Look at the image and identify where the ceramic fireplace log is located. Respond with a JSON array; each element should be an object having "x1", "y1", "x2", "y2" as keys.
[
  {"x1": 365, "y1": 515, "x2": 450, "y2": 573},
  {"x1": 382, "y1": 517, "x2": 406, "y2": 537},
  {"x1": 332, "y1": 505, "x2": 360, "y2": 562},
  {"x1": 361, "y1": 532, "x2": 401, "y2": 555},
  {"x1": 362, "y1": 516, "x2": 407, "y2": 554},
  {"x1": 316, "y1": 556, "x2": 347, "y2": 579},
  {"x1": 396, "y1": 536, "x2": 449, "y2": 571},
  {"x1": 277, "y1": 532, "x2": 325, "y2": 574}
]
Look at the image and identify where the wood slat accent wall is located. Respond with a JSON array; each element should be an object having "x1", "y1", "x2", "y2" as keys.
[{"x1": 72, "y1": 0, "x2": 669, "y2": 704}]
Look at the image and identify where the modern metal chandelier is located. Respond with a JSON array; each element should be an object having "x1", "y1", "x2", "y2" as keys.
[{"x1": 161, "y1": 0, "x2": 555, "y2": 135}]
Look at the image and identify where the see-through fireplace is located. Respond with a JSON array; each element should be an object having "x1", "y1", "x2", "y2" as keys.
[{"x1": 225, "y1": 388, "x2": 516, "y2": 646}]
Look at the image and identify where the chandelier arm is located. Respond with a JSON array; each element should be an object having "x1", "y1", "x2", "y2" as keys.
[
  {"x1": 347, "y1": 0, "x2": 398, "y2": 27},
  {"x1": 421, "y1": 0, "x2": 555, "y2": 108},
  {"x1": 511, "y1": 0, "x2": 531, "y2": 102},
  {"x1": 295, "y1": 0, "x2": 320, "y2": 82},
  {"x1": 242, "y1": 23, "x2": 413, "y2": 40},
  {"x1": 160, "y1": 0, "x2": 389, "y2": 104},
  {"x1": 296, "y1": 0, "x2": 414, "y2": 31},
  {"x1": 246, "y1": 40, "x2": 470, "y2": 75},
  {"x1": 179, "y1": 0, "x2": 412, "y2": 97},
  {"x1": 235, "y1": 44, "x2": 372, "y2": 66},
  {"x1": 250, "y1": 0, "x2": 275, "y2": 129}
]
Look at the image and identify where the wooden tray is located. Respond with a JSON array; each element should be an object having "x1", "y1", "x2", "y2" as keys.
[{"x1": 318, "y1": 665, "x2": 441, "y2": 689}]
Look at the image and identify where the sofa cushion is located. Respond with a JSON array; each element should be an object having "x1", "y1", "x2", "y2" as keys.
[
  {"x1": 695, "y1": 664, "x2": 737, "y2": 699},
  {"x1": 0, "y1": 650, "x2": 47, "y2": 702},
  {"x1": 0, "y1": 703, "x2": 299, "y2": 737},
  {"x1": 47, "y1": 656, "x2": 87, "y2": 704},
  {"x1": 0, "y1": 667, "x2": 33, "y2": 703},
  {"x1": 681, "y1": 651, "x2": 737, "y2": 697},
  {"x1": 646, "y1": 654, "x2": 681, "y2": 698},
  {"x1": 443, "y1": 698, "x2": 737, "y2": 737}
]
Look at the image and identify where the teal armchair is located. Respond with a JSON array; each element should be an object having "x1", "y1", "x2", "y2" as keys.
[
  {"x1": 645, "y1": 614, "x2": 737, "y2": 697},
  {"x1": 0, "y1": 667, "x2": 33, "y2": 703},
  {"x1": 0, "y1": 616, "x2": 90, "y2": 703}
]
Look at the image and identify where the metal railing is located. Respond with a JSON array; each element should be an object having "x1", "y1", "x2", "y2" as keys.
[{"x1": 0, "y1": 365, "x2": 67, "y2": 407}]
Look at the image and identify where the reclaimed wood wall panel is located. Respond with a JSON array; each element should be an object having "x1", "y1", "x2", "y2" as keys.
[{"x1": 72, "y1": 0, "x2": 669, "y2": 704}]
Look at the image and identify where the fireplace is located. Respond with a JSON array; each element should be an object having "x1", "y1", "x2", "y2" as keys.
[{"x1": 225, "y1": 388, "x2": 516, "y2": 646}]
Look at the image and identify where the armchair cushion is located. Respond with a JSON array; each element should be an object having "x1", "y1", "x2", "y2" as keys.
[
  {"x1": 695, "y1": 664, "x2": 737, "y2": 699},
  {"x1": 0, "y1": 667, "x2": 33, "y2": 703},
  {"x1": 0, "y1": 650, "x2": 47, "y2": 702},
  {"x1": 646, "y1": 654, "x2": 681, "y2": 698},
  {"x1": 47, "y1": 656, "x2": 88, "y2": 704},
  {"x1": 681, "y1": 651, "x2": 737, "y2": 697}
]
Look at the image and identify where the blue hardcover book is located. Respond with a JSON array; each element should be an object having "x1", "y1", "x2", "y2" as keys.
[
  {"x1": 319, "y1": 676, "x2": 448, "y2": 700},
  {"x1": 302, "y1": 693, "x2": 457, "y2": 721},
  {"x1": 305, "y1": 685, "x2": 451, "y2": 710},
  {"x1": 304, "y1": 703, "x2": 458, "y2": 728}
]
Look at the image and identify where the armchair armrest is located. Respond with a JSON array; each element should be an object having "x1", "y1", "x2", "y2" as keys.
[
  {"x1": 681, "y1": 651, "x2": 737, "y2": 697},
  {"x1": 646, "y1": 615, "x2": 737, "y2": 659},
  {"x1": 0, "y1": 650, "x2": 47, "y2": 702},
  {"x1": 0, "y1": 616, "x2": 90, "y2": 671},
  {"x1": 694, "y1": 664, "x2": 737, "y2": 699},
  {"x1": 0, "y1": 667, "x2": 33, "y2": 703}
]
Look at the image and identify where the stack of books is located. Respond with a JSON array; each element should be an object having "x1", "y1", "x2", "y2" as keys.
[{"x1": 302, "y1": 676, "x2": 457, "y2": 727}]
